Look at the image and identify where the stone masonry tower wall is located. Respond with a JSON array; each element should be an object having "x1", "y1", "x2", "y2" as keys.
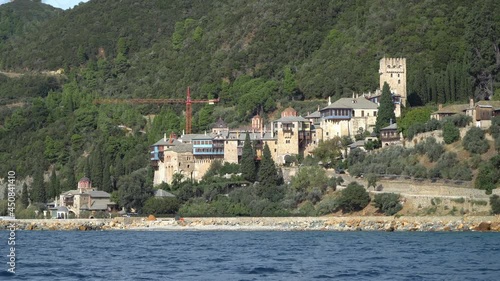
[{"x1": 379, "y1": 57, "x2": 407, "y2": 105}]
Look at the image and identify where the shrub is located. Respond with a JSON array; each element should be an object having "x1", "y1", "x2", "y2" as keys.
[
  {"x1": 298, "y1": 201, "x2": 316, "y2": 216},
  {"x1": 468, "y1": 155, "x2": 482, "y2": 169},
  {"x1": 444, "y1": 114, "x2": 472, "y2": 128},
  {"x1": 15, "y1": 205, "x2": 43, "y2": 219},
  {"x1": 284, "y1": 154, "x2": 298, "y2": 167},
  {"x1": 475, "y1": 162, "x2": 497, "y2": 194},
  {"x1": 450, "y1": 163, "x2": 472, "y2": 181},
  {"x1": 425, "y1": 118, "x2": 441, "y2": 131},
  {"x1": 490, "y1": 116, "x2": 500, "y2": 139},
  {"x1": 451, "y1": 197, "x2": 465, "y2": 204},
  {"x1": 490, "y1": 195, "x2": 500, "y2": 214},
  {"x1": 433, "y1": 152, "x2": 471, "y2": 180},
  {"x1": 179, "y1": 197, "x2": 253, "y2": 217},
  {"x1": 407, "y1": 123, "x2": 426, "y2": 140},
  {"x1": 306, "y1": 187, "x2": 323, "y2": 204},
  {"x1": 0, "y1": 200, "x2": 7, "y2": 216},
  {"x1": 327, "y1": 177, "x2": 338, "y2": 190},
  {"x1": 471, "y1": 200, "x2": 487, "y2": 206},
  {"x1": 348, "y1": 163, "x2": 364, "y2": 177},
  {"x1": 316, "y1": 195, "x2": 339, "y2": 215},
  {"x1": 431, "y1": 198, "x2": 442, "y2": 205},
  {"x1": 142, "y1": 197, "x2": 180, "y2": 215},
  {"x1": 347, "y1": 148, "x2": 366, "y2": 166},
  {"x1": 442, "y1": 121, "x2": 460, "y2": 144},
  {"x1": 366, "y1": 173, "x2": 378, "y2": 189},
  {"x1": 290, "y1": 166, "x2": 328, "y2": 204},
  {"x1": 411, "y1": 164, "x2": 428, "y2": 178},
  {"x1": 463, "y1": 127, "x2": 489, "y2": 154},
  {"x1": 449, "y1": 206, "x2": 458, "y2": 215},
  {"x1": 415, "y1": 137, "x2": 444, "y2": 162},
  {"x1": 337, "y1": 182, "x2": 370, "y2": 213},
  {"x1": 373, "y1": 193, "x2": 402, "y2": 215}
]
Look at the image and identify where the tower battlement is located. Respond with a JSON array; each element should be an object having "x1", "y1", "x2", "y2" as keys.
[{"x1": 379, "y1": 57, "x2": 407, "y2": 111}]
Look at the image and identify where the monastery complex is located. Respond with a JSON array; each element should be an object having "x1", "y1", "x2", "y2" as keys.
[{"x1": 151, "y1": 57, "x2": 407, "y2": 185}]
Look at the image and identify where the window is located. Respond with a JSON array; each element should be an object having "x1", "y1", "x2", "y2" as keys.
[
  {"x1": 398, "y1": 74, "x2": 400, "y2": 77},
  {"x1": 391, "y1": 73, "x2": 393, "y2": 78},
  {"x1": 374, "y1": 111, "x2": 377, "y2": 116},
  {"x1": 398, "y1": 80, "x2": 400, "y2": 84},
  {"x1": 361, "y1": 110, "x2": 364, "y2": 117},
  {"x1": 352, "y1": 110, "x2": 355, "y2": 117},
  {"x1": 286, "y1": 140, "x2": 290, "y2": 144}
]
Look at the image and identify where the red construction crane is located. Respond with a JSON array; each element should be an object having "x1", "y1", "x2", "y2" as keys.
[{"x1": 94, "y1": 87, "x2": 219, "y2": 134}]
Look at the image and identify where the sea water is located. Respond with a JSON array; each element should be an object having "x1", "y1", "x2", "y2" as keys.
[{"x1": 1, "y1": 231, "x2": 499, "y2": 280}]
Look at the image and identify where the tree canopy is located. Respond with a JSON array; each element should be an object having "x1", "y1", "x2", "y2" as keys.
[{"x1": 375, "y1": 82, "x2": 396, "y2": 134}]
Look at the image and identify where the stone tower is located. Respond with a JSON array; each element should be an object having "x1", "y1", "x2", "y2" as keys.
[
  {"x1": 379, "y1": 57, "x2": 407, "y2": 100},
  {"x1": 379, "y1": 57, "x2": 407, "y2": 117}
]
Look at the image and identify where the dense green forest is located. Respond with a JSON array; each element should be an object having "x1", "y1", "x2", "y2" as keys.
[{"x1": 0, "y1": 0, "x2": 499, "y2": 214}]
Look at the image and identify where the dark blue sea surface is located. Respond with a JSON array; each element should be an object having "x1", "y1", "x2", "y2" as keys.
[{"x1": 1, "y1": 230, "x2": 499, "y2": 280}]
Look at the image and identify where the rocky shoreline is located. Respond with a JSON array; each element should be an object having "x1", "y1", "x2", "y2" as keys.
[{"x1": 1, "y1": 216, "x2": 500, "y2": 232}]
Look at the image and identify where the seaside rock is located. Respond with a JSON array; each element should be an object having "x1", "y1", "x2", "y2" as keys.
[
  {"x1": 147, "y1": 215, "x2": 156, "y2": 221},
  {"x1": 488, "y1": 222, "x2": 499, "y2": 231},
  {"x1": 490, "y1": 222, "x2": 500, "y2": 232},
  {"x1": 26, "y1": 224, "x2": 35, "y2": 230},
  {"x1": 474, "y1": 222, "x2": 491, "y2": 231}
]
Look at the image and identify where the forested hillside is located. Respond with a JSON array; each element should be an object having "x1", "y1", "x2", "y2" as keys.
[
  {"x1": 2, "y1": 0, "x2": 499, "y2": 103},
  {"x1": 0, "y1": 0, "x2": 499, "y2": 213},
  {"x1": 0, "y1": 0, "x2": 59, "y2": 42}
]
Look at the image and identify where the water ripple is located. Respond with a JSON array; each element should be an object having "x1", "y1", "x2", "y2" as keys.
[{"x1": 0, "y1": 231, "x2": 498, "y2": 280}]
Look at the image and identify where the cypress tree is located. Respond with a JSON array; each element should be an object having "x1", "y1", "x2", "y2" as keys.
[
  {"x1": 65, "y1": 155, "x2": 77, "y2": 191},
  {"x1": 449, "y1": 63, "x2": 456, "y2": 102},
  {"x1": 114, "y1": 154, "x2": 124, "y2": 177},
  {"x1": 91, "y1": 144, "x2": 103, "y2": 189},
  {"x1": 85, "y1": 157, "x2": 91, "y2": 179},
  {"x1": 102, "y1": 157, "x2": 112, "y2": 192},
  {"x1": 240, "y1": 132, "x2": 257, "y2": 182},
  {"x1": 21, "y1": 183, "x2": 29, "y2": 207},
  {"x1": 257, "y1": 143, "x2": 279, "y2": 187},
  {"x1": 31, "y1": 167, "x2": 46, "y2": 203},
  {"x1": 48, "y1": 169, "x2": 60, "y2": 200},
  {"x1": 375, "y1": 82, "x2": 396, "y2": 134},
  {"x1": 444, "y1": 68, "x2": 451, "y2": 103}
]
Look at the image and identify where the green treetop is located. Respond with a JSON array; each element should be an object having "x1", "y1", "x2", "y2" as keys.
[
  {"x1": 31, "y1": 167, "x2": 46, "y2": 203},
  {"x1": 240, "y1": 132, "x2": 257, "y2": 182},
  {"x1": 375, "y1": 82, "x2": 396, "y2": 134},
  {"x1": 48, "y1": 169, "x2": 60, "y2": 200},
  {"x1": 21, "y1": 182, "x2": 29, "y2": 207},
  {"x1": 257, "y1": 143, "x2": 280, "y2": 187}
]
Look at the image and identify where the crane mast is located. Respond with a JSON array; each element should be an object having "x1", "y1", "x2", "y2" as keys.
[{"x1": 94, "y1": 87, "x2": 219, "y2": 134}]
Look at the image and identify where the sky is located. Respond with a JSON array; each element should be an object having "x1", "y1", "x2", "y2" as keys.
[{"x1": 0, "y1": 0, "x2": 90, "y2": 10}]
